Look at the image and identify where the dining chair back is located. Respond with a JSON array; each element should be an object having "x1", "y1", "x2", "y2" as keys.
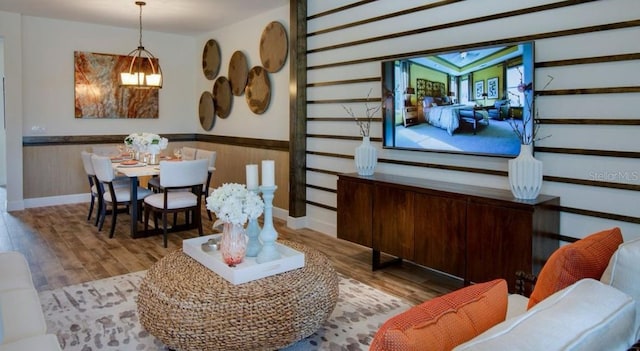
[
  {"x1": 195, "y1": 149, "x2": 217, "y2": 220},
  {"x1": 91, "y1": 155, "x2": 153, "y2": 238},
  {"x1": 182, "y1": 147, "x2": 197, "y2": 161},
  {"x1": 92, "y1": 145, "x2": 121, "y2": 157},
  {"x1": 144, "y1": 159, "x2": 209, "y2": 247},
  {"x1": 80, "y1": 151, "x2": 100, "y2": 224}
]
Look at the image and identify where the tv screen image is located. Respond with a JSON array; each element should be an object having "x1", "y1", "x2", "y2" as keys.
[{"x1": 381, "y1": 42, "x2": 535, "y2": 158}]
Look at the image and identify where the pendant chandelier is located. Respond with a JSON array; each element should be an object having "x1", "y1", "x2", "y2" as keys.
[{"x1": 120, "y1": 1, "x2": 163, "y2": 89}]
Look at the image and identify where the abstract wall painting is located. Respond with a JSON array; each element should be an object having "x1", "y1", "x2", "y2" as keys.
[{"x1": 74, "y1": 51, "x2": 159, "y2": 119}]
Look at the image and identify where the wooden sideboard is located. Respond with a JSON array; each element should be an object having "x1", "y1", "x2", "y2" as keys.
[{"x1": 336, "y1": 173, "x2": 560, "y2": 291}]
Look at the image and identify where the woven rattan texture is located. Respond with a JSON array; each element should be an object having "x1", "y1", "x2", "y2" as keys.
[{"x1": 137, "y1": 240, "x2": 339, "y2": 351}]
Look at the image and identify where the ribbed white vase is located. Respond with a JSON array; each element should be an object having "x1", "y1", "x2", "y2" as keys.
[
  {"x1": 508, "y1": 144, "x2": 543, "y2": 200},
  {"x1": 355, "y1": 136, "x2": 377, "y2": 176}
]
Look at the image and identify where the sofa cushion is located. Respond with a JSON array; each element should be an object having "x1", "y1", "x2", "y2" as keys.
[
  {"x1": 0, "y1": 252, "x2": 34, "y2": 292},
  {"x1": 601, "y1": 237, "x2": 640, "y2": 340},
  {"x1": 454, "y1": 278, "x2": 636, "y2": 351},
  {"x1": 527, "y1": 227, "x2": 622, "y2": 309},
  {"x1": 0, "y1": 289, "x2": 47, "y2": 344},
  {"x1": 370, "y1": 279, "x2": 507, "y2": 351},
  {"x1": 0, "y1": 334, "x2": 62, "y2": 351}
]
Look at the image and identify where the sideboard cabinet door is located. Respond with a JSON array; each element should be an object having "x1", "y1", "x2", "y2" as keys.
[
  {"x1": 373, "y1": 185, "x2": 414, "y2": 260},
  {"x1": 337, "y1": 178, "x2": 373, "y2": 247},
  {"x1": 413, "y1": 193, "x2": 466, "y2": 277}
]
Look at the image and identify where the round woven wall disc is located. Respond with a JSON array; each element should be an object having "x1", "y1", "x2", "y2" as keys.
[
  {"x1": 213, "y1": 76, "x2": 232, "y2": 118},
  {"x1": 228, "y1": 51, "x2": 249, "y2": 96},
  {"x1": 245, "y1": 66, "x2": 271, "y2": 114},
  {"x1": 202, "y1": 39, "x2": 221, "y2": 80},
  {"x1": 198, "y1": 91, "x2": 215, "y2": 131},
  {"x1": 259, "y1": 21, "x2": 288, "y2": 73}
]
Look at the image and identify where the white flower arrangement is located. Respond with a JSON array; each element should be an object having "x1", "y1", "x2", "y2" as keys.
[
  {"x1": 206, "y1": 183, "x2": 264, "y2": 226},
  {"x1": 124, "y1": 132, "x2": 168, "y2": 153}
]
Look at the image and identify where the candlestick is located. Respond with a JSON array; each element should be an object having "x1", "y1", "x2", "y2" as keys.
[
  {"x1": 246, "y1": 164, "x2": 259, "y2": 190},
  {"x1": 261, "y1": 160, "x2": 275, "y2": 186},
  {"x1": 256, "y1": 185, "x2": 281, "y2": 263},
  {"x1": 245, "y1": 188, "x2": 262, "y2": 257}
]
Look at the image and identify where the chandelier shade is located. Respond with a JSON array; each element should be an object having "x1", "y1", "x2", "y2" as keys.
[{"x1": 119, "y1": 1, "x2": 162, "y2": 89}]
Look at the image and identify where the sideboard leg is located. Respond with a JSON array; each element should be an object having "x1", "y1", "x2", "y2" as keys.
[{"x1": 372, "y1": 249, "x2": 402, "y2": 271}]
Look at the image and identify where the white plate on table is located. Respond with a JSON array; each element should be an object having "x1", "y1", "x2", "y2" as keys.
[{"x1": 117, "y1": 162, "x2": 147, "y2": 168}]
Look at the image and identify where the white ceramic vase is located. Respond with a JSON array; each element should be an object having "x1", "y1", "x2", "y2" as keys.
[
  {"x1": 508, "y1": 144, "x2": 542, "y2": 200},
  {"x1": 355, "y1": 136, "x2": 377, "y2": 176}
]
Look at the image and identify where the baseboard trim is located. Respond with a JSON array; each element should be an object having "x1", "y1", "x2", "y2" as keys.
[{"x1": 24, "y1": 193, "x2": 90, "y2": 209}]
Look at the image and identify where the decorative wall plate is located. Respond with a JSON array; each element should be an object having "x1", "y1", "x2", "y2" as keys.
[
  {"x1": 228, "y1": 51, "x2": 249, "y2": 96},
  {"x1": 245, "y1": 66, "x2": 271, "y2": 114},
  {"x1": 202, "y1": 39, "x2": 221, "y2": 80},
  {"x1": 259, "y1": 21, "x2": 288, "y2": 73},
  {"x1": 198, "y1": 91, "x2": 215, "y2": 130},
  {"x1": 213, "y1": 76, "x2": 232, "y2": 118}
]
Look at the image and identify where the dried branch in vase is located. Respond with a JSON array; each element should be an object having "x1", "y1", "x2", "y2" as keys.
[{"x1": 342, "y1": 89, "x2": 382, "y2": 137}]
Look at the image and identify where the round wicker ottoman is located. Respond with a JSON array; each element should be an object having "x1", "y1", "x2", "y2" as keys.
[{"x1": 137, "y1": 240, "x2": 339, "y2": 351}]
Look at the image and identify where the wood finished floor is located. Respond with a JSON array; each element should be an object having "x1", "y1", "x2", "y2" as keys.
[{"x1": 0, "y1": 187, "x2": 460, "y2": 306}]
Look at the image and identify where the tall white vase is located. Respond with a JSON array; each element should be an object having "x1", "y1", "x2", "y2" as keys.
[
  {"x1": 355, "y1": 136, "x2": 377, "y2": 176},
  {"x1": 508, "y1": 144, "x2": 543, "y2": 200}
]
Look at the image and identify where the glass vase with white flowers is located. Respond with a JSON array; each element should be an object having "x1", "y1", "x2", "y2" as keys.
[
  {"x1": 206, "y1": 183, "x2": 264, "y2": 266},
  {"x1": 124, "y1": 132, "x2": 168, "y2": 154}
]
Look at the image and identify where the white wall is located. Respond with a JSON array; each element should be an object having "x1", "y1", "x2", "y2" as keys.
[
  {"x1": 21, "y1": 16, "x2": 198, "y2": 137},
  {"x1": 195, "y1": 5, "x2": 290, "y2": 141},
  {"x1": 0, "y1": 10, "x2": 24, "y2": 210},
  {"x1": 303, "y1": 0, "x2": 640, "y2": 241},
  {"x1": 0, "y1": 38, "x2": 6, "y2": 186}
]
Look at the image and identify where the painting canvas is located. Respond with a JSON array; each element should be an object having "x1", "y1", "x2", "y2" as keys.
[
  {"x1": 487, "y1": 77, "x2": 499, "y2": 99},
  {"x1": 74, "y1": 51, "x2": 159, "y2": 119},
  {"x1": 474, "y1": 80, "x2": 484, "y2": 100}
]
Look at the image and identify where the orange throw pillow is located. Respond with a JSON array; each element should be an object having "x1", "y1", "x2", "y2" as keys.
[
  {"x1": 370, "y1": 279, "x2": 507, "y2": 351},
  {"x1": 527, "y1": 227, "x2": 623, "y2": 309}
]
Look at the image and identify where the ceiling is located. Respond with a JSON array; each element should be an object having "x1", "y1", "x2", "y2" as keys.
[{"x1": 0, "y1": 0, "x2": 289, "y2": 35}]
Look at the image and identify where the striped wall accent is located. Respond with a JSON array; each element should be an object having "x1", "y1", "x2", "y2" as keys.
[{"x1": 302, "y1": 0, "x2": 640, "y2": 241}]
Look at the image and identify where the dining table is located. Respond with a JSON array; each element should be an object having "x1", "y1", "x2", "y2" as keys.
[{"x1": 112, "y1": 161, "x2": 160, "y2": 238}]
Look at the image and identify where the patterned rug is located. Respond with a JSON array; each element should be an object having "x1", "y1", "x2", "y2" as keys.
[{"x1": 39, "y1": 270, "x2": 413, "y2": 351}]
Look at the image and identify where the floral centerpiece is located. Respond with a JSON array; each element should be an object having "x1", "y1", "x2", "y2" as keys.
[
  {"x1": 206, "y1": 183, "x2": 264, "y2": 266},
  {"x1": 124, "y1": 132, "x2": 168, "y2": 154}
]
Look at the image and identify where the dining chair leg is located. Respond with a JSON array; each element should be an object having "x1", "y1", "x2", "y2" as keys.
[
  {"x1": 97, "y1": 201, "x2": 106, "y2": 231},
  {"x1": 144, "y1": 205, "x2": 150, "y2": 232},
  {"x1": 162, "y1": 213, "x2": 169, "y2": 248},
  {"x1": 195, "y1": 207, "x2": 203, "y2": 236},
  {"x1": 94, "y1": 196, "x2": 103, "y2": 227},
  {"x1": 87, "y1": 195, "x2": 95, "y2": 221},
  {"x1": 109, "y1": 204, "x2": 117, "y2": 238}
]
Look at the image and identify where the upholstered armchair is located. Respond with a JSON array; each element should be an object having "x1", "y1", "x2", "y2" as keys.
[{"x1": 487, "y1": 99, "x2": 510, "y2": 120}]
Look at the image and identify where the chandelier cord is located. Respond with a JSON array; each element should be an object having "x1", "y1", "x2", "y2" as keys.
[{"x1": 138, "y1": 2, "x2": 144, "y2": 48}]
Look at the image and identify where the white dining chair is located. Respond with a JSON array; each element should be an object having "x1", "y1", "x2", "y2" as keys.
[
  {"x1": 81, "y1": 151, "x2": 129, "y2": 226},
  {"x1": 195, "y1": 149, "x2": 217, "y2": 220},
  {"x1": 91, "y1": 154, "x2": 153, "y2": 238},
  {"x1": 80, "y1": 151, "x2": 100, "y2": 224},
  {"x1": 143, "y1": 159, "x2": 208, "y2": 247},
  {"x1": 181, "y1": 146, "x2": 197, "y2": 161}
]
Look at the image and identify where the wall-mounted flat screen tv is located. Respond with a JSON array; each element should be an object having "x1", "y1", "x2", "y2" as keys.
[{"x1": 381, "y1": 42, "x2": 534, "y2": 157}]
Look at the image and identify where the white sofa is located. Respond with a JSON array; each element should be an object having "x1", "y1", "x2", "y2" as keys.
[
  {"x1": 454, "y1": 237, "x2": 640, "y2": 351},
  {"x1": 0, "y1": 252, "x2": 62, "y2": 351}
]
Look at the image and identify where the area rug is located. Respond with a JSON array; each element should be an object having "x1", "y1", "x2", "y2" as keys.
[{"x1": 39, "y1": 270, "x2": 413, "y2": 351}]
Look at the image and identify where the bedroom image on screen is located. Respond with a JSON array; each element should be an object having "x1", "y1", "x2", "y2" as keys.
[{"x1": 381, "y1": 42, "x2": 535, "y2": 158}]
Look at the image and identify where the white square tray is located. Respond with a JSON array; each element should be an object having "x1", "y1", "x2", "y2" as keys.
[{"x1": 182, "y1": 234, "x2": 305, "y2": 285}]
